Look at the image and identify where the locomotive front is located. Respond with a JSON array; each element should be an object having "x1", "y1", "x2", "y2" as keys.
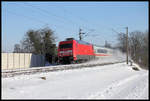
[{"x1": 58, "y1": 38, "x2": 75, "y2": 64}]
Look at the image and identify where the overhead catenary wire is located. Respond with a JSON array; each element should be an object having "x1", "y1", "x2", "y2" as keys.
[
  {"x1": 23, "y1": 2, "x2": 102, "y2": 37},
  {"x1": 6, "y1": 8, "x2": 106, "y2": 46},
  {"x1": 23, "y1": 2, "x2": 80, "y2": 27},
  {"x1": 20, "y1": 3, "x2": 89, "y2": 40},
  {"x1": 7, "y1": 3, "x2": 73, "y2": 31},
  {"x1": 59, "y1": 6, "x2": 98, "y2": 29},
  {"x1": 5, "y1": 10, "x2": 60, "y2": 51},
  {"x1": 56, "y1": 6, "x2": 112, "y2": 42},
  {"x1": 18, "y1": 3, "x2": 103, "y2": 36},
  {"x1": 6, "y1": 5, "x2": 79, "y2": 42},
  {"x1": 111, "y1": 28, "x2": 122, "y2": 34},
  {"x1": 7, "y1": 3, "x2": 115, "y2": 46},
  {"x1": 59, "y1": 6, "x2": 111, "y2": 31},
  {"x1": 18, "y1": 2, "x2": 84, "y2": 40},
  {"x1": 62, "y1": 9, "x2": 120, "y2": 45}
]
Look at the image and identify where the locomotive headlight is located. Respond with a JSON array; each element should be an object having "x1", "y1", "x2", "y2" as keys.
[{"x1": 59, "y1": 50, "x2": 72, "y2": 55}]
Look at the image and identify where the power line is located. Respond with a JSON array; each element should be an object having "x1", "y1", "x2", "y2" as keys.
[
  {"x1": 24, "y1": 2, "x2": 100, "y2": 35},
  {"x1": 57, "y1": 6, "x2": 112, "y2": 41},
  {"x1": 10, "y1": 3, "x2": 73, "y2": 30},
  {"x1": 111, "y1": 28, "x2": 123, "y2": 34},
  {"x1": 19, "y1": 2, "x2": 86, "y2": 36},
  {"x1": 22, "y1": 3, "x2": 96, "y2": 41},
  {"x1": 6, "y1": 10, "x2": 64, "y2": 39},
  {"x1": 7, "y1": 4, "x2": 80, "y2": 37},
  {"x1": 23, "y1": 2, "x2": 100, "y2": 38},
  {"x1": 6, "y1": 3, "x2": 115, "y2": 46},
  {"x1": 23, "y1": 2, "x2": 79, "y2": 27},
  {"x1": 60, "y1": 6, "x2": 94, "y2": 27},
  {"x1": 59, "y1": 6, "x2": 110, "y2": 32},
  {"x1": 6, "y1": 10, "x2": 77, "y2": 45},
  {"x1": 60, "y1": 7, "x2": 121, "y2": 45}
]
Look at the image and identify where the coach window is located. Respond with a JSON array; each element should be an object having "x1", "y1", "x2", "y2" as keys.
[
  {"x1": 104, "y1": 50, "x2": 107, "y2": 53},
  {"x1": 98, "y1": 49, "x2": 107, "y2": 53}
]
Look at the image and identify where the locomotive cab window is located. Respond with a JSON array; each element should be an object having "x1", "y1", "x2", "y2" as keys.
[{"x1": 59, "y1": 43, "x2": 72, "y2": 49}]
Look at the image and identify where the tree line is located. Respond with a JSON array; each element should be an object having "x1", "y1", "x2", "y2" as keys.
[
  {"x1": 116, "y1": 30, "x2": 148, "y2": 69},
  {"x1": 13, "y1": 27, "x2": 57, "y2": 63}
]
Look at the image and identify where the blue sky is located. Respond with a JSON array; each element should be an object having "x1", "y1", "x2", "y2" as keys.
[{"x1": 2, "y1": 1, "x2": 148, "y2": 52}]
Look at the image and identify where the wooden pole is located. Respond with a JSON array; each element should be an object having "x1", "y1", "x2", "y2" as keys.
[{"x1": 126, "y1": 27, "x2": 128, "y2": 64}]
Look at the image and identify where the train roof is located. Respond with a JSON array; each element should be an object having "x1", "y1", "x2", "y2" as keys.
[
  {"x1": 63, "y1": 38, "x2": 92, "y2": 45},
  {"x1": 93, "y1": 44, "x2": 113, "y2": 50},
  {"x1": 75, "y1": 40, "x2": 91, "y2": 45}
]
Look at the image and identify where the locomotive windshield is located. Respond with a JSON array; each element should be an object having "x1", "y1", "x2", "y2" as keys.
[{"x1": 59, "y1": 43, "x2": 72, "y2": 49}]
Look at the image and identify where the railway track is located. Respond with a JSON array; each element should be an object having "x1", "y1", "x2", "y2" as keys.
[{"x1": 2, "y1": 61, "x2": 125, "y2": 78}]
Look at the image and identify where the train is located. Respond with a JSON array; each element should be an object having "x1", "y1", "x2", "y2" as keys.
[{"x1": 57, "y1": 38, "x2": 113, "y2": 64}]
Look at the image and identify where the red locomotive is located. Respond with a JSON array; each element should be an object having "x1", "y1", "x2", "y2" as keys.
[{"x1": 58, "y1": 38, "x2": 112, "y2": 64}]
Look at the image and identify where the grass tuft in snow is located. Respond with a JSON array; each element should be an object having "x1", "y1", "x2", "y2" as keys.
[
  {"x1": 132, "y1": 67, "x2": 140, "y2": 71},
  {"x1": 39, "y1": 76, "x2": 47, "y2": 80}
]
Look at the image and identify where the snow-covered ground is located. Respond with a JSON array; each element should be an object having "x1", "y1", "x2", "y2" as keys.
[{"x1": 2, "y1": 62, "x2": 148, "y2": 99}]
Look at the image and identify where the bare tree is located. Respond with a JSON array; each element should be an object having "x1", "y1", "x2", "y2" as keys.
[
  {"x1": 104, "y1": 41, "x2": 112, "y2": 48},
  {"x1": 117, "y1": 32, "x2": 127, "y2": 53},
  {"x1": 13, "y1": 44, "x2": 21, "y2": 53},
  {"x1": 140, "y1": 30, "x2": 148, "y2": 68},
  {"x1": 117, "y1": 30, "x2": 148, "y2": 69},
  {"x1": 129, "y1": 31, "x2": 143, "y2": 61}
]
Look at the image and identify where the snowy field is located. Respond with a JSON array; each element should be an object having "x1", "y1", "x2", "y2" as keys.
[{"x1": 2, "y1": 62, "x2": 149, "y2": 99}]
